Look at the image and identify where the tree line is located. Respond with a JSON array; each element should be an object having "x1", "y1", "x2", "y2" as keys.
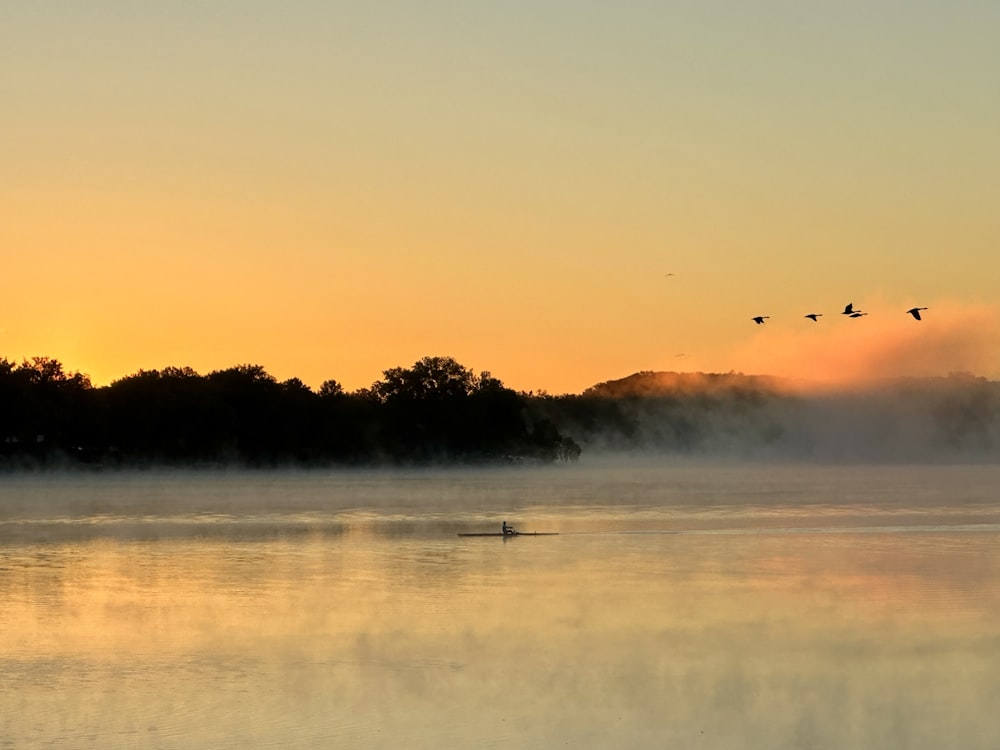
[
  {"x1": 5, "y1": 355, "x2": 997, "y2": 469},
  {"x1": 531, "y1": 370, "x2": 1000, "y2": 461},
  {"x1": 0, "y1": 355, "x2": 581, "y2": 469}
]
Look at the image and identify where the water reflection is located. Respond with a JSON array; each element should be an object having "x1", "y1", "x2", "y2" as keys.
[{"x1": 2, "y1": 467, "x2": 1000, "y2": 748}]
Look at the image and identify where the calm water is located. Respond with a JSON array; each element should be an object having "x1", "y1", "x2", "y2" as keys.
[{"x1": 3, "y1": 462, "x2": 1000, "y2": 749}]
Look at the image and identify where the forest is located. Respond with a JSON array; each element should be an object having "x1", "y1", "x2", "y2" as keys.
[
  {"x1": 3, "y1": 356, "x2": 999, "y2": 469},
  {"x1": 0, "y1": 355, "x2": 580, "y2": 468}
]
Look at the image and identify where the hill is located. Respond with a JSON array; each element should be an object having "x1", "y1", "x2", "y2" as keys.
[
  {"x1": 535, "y1": 370, "x2": 1000, "y2": 462},
  {"x1": 582, "y1": 370, "x2": 791, "y2": 398}
]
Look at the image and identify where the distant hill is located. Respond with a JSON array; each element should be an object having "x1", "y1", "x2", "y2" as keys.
[
  {"x1": 535, "y1": 370, "x2": 1000, "y2": 462},
  {"x1": 581, "y1": 369, "x2": 998, "y2": 398},
  {"x1": 582, "y1": 370, "x2": 790, "y2": 398}
]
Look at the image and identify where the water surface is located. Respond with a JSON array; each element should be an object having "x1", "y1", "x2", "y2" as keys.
[{"x1": 3, "y1": 463, "x2": 999, "y2": 748}]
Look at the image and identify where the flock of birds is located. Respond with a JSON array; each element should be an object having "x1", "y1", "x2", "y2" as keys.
[
  {"x1": 752, "y1": 304, "x2": 928, "y2": 325},
  {"x1": 662, "y1": 277, "x2": 929, "y2": 327}
]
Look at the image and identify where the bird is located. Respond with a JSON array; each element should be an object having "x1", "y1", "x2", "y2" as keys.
[
  {"x1": 841, "y1": 303, "x2": 860, "y2": 316},
  {"x1": 804, "y1": 313, "x2": 822, "y2": 321},
  {"x1": 906, "y1": 307, "x2": 928, "y2": 321},
  {"x1": 752, "y1": 316, "x2": 769, "y2": 325},
  {"x1": 849, "y1": 312, "x2": 867, "y2": 318}
]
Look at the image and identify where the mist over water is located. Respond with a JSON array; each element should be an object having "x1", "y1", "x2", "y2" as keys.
[
  {"x1": 3, "y1": 465, "x2": 1000, "y2": 748},
  {"x1": 732, "y1": 302, "x2": 1000, "y2": 386},
  {"x1": 560, "y1": 371, "x2": 1000, "y2": 463},
  {"x1": 555, "y1": 302, "x2": 1000, "y2": 465}
]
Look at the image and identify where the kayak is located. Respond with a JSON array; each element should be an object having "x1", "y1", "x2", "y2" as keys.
[{"x1": 457, "y1": 532, "x2": 558, "y2": 537}]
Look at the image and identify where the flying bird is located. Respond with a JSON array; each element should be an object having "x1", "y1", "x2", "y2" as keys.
[
  {"x1": 752, "y1": 316, "x2": 769, "y2": 325},
  {"x1": 841, "y1": 303, "x2": 860, "y2": 316},
  {"x1": 804, "y1": 313, "x2": 822, "y2": 321},
  {"x1": 906, "y1": 307, "x2": 928, "y2": 321},
  {"x1": 849, "y1": 312, "x2": 868, "y2": 318}
]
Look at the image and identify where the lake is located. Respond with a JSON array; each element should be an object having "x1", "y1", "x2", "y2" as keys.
[{"x1": 3, "y1": 461, "x2": 1000, "y2": 749}]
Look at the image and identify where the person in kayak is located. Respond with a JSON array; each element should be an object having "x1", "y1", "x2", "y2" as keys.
[{"x1": 502, "y1": 521, "x2": 517, "y2": 536}]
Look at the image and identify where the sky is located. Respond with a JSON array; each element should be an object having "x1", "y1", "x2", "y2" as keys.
[{"x1": 4, "y1": 1, "x2": 999, "y2": 394}]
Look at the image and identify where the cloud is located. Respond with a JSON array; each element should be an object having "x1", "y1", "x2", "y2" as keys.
[{"x1": 728, "y1": 301, "x2": 1000, "y2": 391}]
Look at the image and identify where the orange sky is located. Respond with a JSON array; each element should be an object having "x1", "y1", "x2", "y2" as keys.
[
  {"x1": 731, "y1": 300, "x2": 1000, "y2": 389},
  {"x1": 4, "y1": 4, "x2": 999, "y2": 393}
]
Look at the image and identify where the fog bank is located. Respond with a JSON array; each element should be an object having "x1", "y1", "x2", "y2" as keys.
[{"x1": 544, "y1": 371, "x2": 1000, "y2": 463}]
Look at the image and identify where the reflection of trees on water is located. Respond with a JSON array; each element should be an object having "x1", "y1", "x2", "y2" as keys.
[{"x1": 0, "y1": 355, "x2": 580, "y2": 468}]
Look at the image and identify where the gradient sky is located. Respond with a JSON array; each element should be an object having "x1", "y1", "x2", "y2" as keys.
[{"x1": 4, "y1": 2, "x2": 999, "y2": 393}]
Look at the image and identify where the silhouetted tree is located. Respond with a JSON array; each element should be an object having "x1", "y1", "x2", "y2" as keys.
[
  {"x1": 0, "y1": 357, "x2": 95, "y2": 464},
  {"x1": 1, "y1": 354, "x2": 582, "y2": 468},
  {"x1": 367, "y1": 356, "x2": 567, "y2": 462},
  {"x1": 318, "y1": 379, "x2": 344, "y2": 398},
  {"x1": 373, "y1": 356, "x2": 478, "y2": 403},
  {"x1": 103, "y1": 366, "x2": 223, "y2": 463}
]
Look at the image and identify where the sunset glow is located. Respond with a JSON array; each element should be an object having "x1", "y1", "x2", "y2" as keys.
[
  {"x1": 731, "y1": 301, "x2": 1000, "y2": 390},
  {"x1": 4, "y1": 3, "x2": 999, "y2": 393}
]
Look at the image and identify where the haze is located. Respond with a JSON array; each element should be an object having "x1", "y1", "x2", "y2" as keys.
[{"x1": 4, "y1": 3, "x2": 999, "y2": 393}]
